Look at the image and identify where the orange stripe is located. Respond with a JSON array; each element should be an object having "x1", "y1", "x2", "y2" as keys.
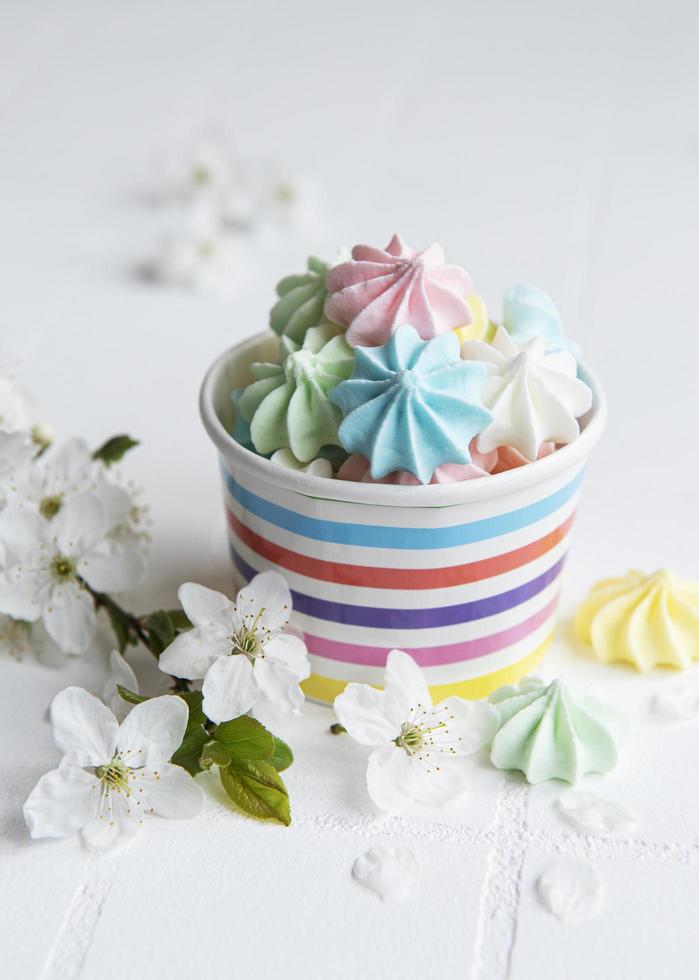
[{"x1": 226, "y1": 509, "x2": 575, "y2": 590}]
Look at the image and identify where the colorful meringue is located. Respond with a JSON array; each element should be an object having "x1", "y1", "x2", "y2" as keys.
[
  {"x1": 503, "y1": 284, "x2": 565, "y2": 350},
  {"x1": 452, "y1": 294, "x2": 491, "y2": 344},
  {"x1": 324, "y1": 234, "x2": 473, "y2": 347},
  {"x1": 492, "y1": 442, "x2": 556, "y2": 474},
  {"x1": 270, "y1": 255, "x2": 330, "y2": 345},
  {"x1": 488, "y1": 676, "x2": 628, "y2": 784},
  {"x1": 337, "y1": 438, "x2": 497, "y2": 485},
  {"x1": 330, "y1": 325, "x2": 492, "y2": 484},
  {"x1": 575, "y1": 570, "x2": 699, "y2": 671},
  {"x1": 238, "y1": 323, "x2": 354, "y2": 462},
  {"x1": 270, "y1": 448, "x2": 333, "y2": 478},
  {"x1": 462, "y1": 326, "x2": 592, "y2": 460}
]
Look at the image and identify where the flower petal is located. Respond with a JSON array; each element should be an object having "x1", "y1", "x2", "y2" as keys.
[
  {"x1": 178, "y1": 582, "x2": 235, "y2": 631},
  {"x1": 383, "y1": 650, "x2": 432, "y2": 713},
  {"x1": 237, "y1": 570, "x2": 292, "y2": 635},
  {"x1": 202, "y1": 654, "x2": 259, "y2": 723},
  {"x1": 50, "y1": 686, "x2": 119, "y2": 765},
  {"x1": 438, "y1": 697, "x2": 500, "y2": 755},
  {"x1": 81, "y1": 792, "x2": 141, "y2": 848},
  {"x1": 102, "y1": 650, "x2": 139, "y2": 721},
  {"x1": 0, "y1": 566, "x2": 42, "y2": 621},
  {"x1": 334, "y1": 683, "x2": 402, "y2": 746},
  {"x1": 409, "y1": 755, "x2": 471, "y2": 806},
  {"x1": 135, "y1": 763, "x2": 205, "y2": 818},
  {"x1": 24, "y1": 766, "x2": 99, "y2": 839},
  {"x1": 158, "y1": 627, "x2": 229, "y2": 680},
  {"x1": 43, "y1": 584, "x2": 96, "y2": 654},
  {"x1": 264, "y1": 632, "x2": 310, "y2": 681},
  {"x1": 0, "y1": 507, "x2": 44, "y2": 563},
  {"x1": 117, "y1": 695, "x2": 188, "y2": 766},
  {"x1": 53, "y1": 491, "x2": 108, "y2": 555},
  {"x1": 366, "y1": 745, "x2": 420, "y2": 813},
  {"x1": 253, "y1": 658, "x2": 304, "y2": 713},
  {"x1": 79, "y1": 541, "x2": 146, "y2": 593}
]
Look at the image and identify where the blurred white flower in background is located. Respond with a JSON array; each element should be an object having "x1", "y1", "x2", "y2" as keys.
[
  {"x1": 146, "y1": 132, "x2": 323, "y2": 301},
  {"x1": 154, "y1": 202, "x2": 255, "y2": 300}
]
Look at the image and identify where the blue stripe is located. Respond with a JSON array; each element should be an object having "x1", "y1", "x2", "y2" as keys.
[
  {"x1": 231, "y1": 545, "x2": 565, "y2": 629},
  {"x1": 222, "y1": 465, "x2": 584, "y2": 551}
]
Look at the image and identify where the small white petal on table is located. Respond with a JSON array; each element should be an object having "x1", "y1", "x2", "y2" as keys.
[
  {"x1": 536, "y1": 860, "x2": 604, "y2": 923},
  {"x1": 352, "y1": 846, "x2": 420, "y2": 903},
  {"x1": 653, "y1": 686, "x2": 699, "y2": 720},
  {"x1": 556, "y1": 790, "x2": 637, "y2": 836}
]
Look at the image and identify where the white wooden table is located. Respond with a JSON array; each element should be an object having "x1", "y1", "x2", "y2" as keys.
[{"x1": 2, "y1": 2, "x2": 698, "y2": 977}]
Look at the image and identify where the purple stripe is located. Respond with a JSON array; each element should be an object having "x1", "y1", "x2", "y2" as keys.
[{"x1": 230, "y1": 546, "x2": 565, "y2": 629}]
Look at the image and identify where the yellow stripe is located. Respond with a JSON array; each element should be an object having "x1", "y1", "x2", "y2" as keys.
[{"x1": 301, "y1": 632, "x2": 553, "y2": 705}]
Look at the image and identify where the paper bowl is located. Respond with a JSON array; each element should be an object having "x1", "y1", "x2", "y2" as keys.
[{"x1": 200, "y1": 332, "x2": 606, "y2": 705}]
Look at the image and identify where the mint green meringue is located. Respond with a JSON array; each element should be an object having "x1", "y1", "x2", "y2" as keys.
[
  {"x1": 239, "y1": 323, "x2": 354, "y2": 462},
  {"x1": 270, "y1": 256, "x2": 332, "y2": 345},
  {"x1": 488, "y1": 677, "x2": 628, "y2": 784}
]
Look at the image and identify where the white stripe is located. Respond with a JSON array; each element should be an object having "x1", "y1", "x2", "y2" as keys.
[
  {"x1": 224, "y1": 484, "x2": 581, "y2": 569},
  {"x1": 286, "y1": 579, "x2": 562, "y2": 648},
  {"x1": 231, "y1": 460, "x2": 584, "y2": 529},
  {"x1": 306, "y1": 616, "x2": 556, "y2": 686},
  {"x1": 229, "y1": 525, "x2": 571, "y2": 608}
]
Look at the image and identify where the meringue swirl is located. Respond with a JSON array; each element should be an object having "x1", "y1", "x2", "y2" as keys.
[
  {"x1": 462, "y1": 326, "x2": 592, "y2": 460},
  {"x1": 330, "y1": 325, "x2": 492, "y2": 484},
  {"x1": 238, "y1": 323, "x2": 354, "y2": 462},
  {"x1": 575, "y1": 569, "x2": 699, "y2": 671},
  {"x1": 488, "y1": 676, "x2": 628, "y2": 784},
  {"x1": 270, "y1": 255, "x2": 331, "y2": 345},
  {"x1": 324, "y1": 234, "x2": 473, "y2": 348}
]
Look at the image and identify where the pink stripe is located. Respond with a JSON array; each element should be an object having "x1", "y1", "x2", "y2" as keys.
[{"x1": 304, "y1": 595, "x2": 559, "y2": 668}]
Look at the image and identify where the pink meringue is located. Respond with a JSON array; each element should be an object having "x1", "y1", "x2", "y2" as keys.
[
  {"x1": 338, "y1": 440, "x2": 497, "y2": 485},
  {"x1": 493, "y1": 442, "x2": 556, "y2": 474},
  {"x1": 324, "y1": 233, "x2": 473, "y2": 347}
]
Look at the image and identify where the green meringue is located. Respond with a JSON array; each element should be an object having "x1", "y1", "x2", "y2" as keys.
[
  {"x1": 488, "y1": 676, "x2": 628, "y2": 784},
  {"x1": 270, "y1": 256, "x2": 332, "y2": 345},
  {"x1": 239, "y1": 323, "x2": 355, "y2": 462}
]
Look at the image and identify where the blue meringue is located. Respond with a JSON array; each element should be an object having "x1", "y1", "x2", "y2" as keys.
[
  {"x1": 503, "y1": 285, "x2": 577, "y2": 355},
  {"x1": 329, "y1": 324, "x2": 492, "y2": 484}
]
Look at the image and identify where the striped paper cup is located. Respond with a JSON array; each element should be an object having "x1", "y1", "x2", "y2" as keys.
[{"x1": 200, "y1": 332, "x2": 606, "y2": 705}]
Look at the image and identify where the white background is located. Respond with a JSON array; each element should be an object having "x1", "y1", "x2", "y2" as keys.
[{"x1": 2, "y1": 2, "x2": 699, "y2": 978}]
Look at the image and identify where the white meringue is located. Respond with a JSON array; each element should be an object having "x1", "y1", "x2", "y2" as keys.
[{"x1": 462, "y1": 326, "x2": 592, "y2": 460}]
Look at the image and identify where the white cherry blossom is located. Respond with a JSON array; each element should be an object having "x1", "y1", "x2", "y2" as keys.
[
  {"x1": 24, "y1": 687, "x2": 204, "y2": 847},
  {"x1": 0, "y1": 492, "x2": 145, "y2": 654},
  {"x1": 334, "y1": 650, "x2": 498, "y2": 814},
  {"x1": 0, "y1": 375, "x2": 34, "y2": 433},
  {"x1": 159, "y1": 572, "x2": 310, "y2": 724}
]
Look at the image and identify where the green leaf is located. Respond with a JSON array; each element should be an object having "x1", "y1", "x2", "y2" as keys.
[
  {"x1": 219, "y1": 759, "x2": 291, "y2": 825},
  {"x1": 177, "y1": 690, "x2": 207, "y2": 729},
  {"x1": 105, "y1": 603, "x2": 133, "y2": 653},
  {"x1": 200, "y1": 740, "x2": 231, "y2": 770},
  {"x1": 116, "y1": 684, "x2": 149, "y2": 706},
  {"x1": 164, "y1": 608, "x2": 192, "y2": 632},
  {"x1": 144, "y1": 610, "x2": 176, "y2": 655},
  {"x1": 268, "y1": 736, "x2": 293, "y2": 772},
  {"x1": 214, "y1": 715, "x2": 275, "y2": 761},
  {"x1": 93, "y1": 434, "x2": 139, "y2": 467},
  {"x1": 171, "y1": 725, "x2": 208, "y2": 776}
]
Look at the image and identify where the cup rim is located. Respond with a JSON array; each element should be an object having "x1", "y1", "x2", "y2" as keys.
[{"x1": 200, "y1": 331, "x2": 607, "y2": 508}]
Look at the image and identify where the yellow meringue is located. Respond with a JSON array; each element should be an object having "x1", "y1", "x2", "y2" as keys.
[
  {"x1": 453, "y1": 294, "x2": 492, "y2": 344},
  {"x1": 575, "y1": 570, "x2": 699, "y2": 671}
]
